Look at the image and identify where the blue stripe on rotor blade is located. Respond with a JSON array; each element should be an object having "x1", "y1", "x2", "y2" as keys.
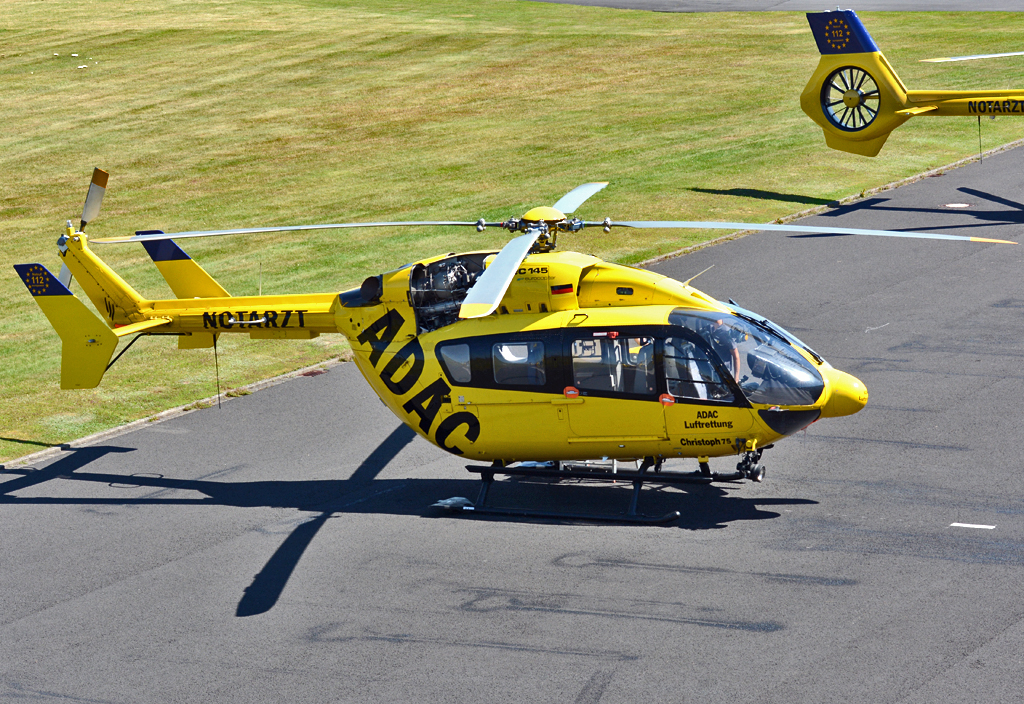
[
  {"x1": 13, "y1": 263, "x2": 73, "y2": 296},
  {"x1": 142, "y1": 239, "x2": 191, "y2": 261}
]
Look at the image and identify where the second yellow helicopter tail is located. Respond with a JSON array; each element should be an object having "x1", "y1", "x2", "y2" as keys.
[
  {"x1": 802, "y1": 10, "x2": 1024, "y2": 157},
  {"x1": 800, "y1": 10, "x2": 912, "y2": 157}
]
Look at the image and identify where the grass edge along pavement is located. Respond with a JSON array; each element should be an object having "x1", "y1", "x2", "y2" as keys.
[{"x1": 6, "y1": 136, "x2": 1023, "y2": 471}]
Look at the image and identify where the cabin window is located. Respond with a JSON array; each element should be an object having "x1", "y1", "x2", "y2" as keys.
[
  {"x1": 492, "y1": 341, "x2": 546, "y2": 386},
  {"x1": 438, "y1": 343, "x2": 472, "y2": 383},
  {"x1": 570, "y1": 336, "x2": 655, "y2": 396},
  {"x1": 664, "y1": 337, "x2": 734, "y2": 402}
]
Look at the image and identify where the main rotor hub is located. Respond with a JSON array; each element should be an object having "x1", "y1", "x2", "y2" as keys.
[{"x1": 521, "y1": 206, "x2": 566, "y2": 222}]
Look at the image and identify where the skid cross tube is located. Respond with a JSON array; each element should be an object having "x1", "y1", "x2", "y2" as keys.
[{"x1": 436, "y1": 459, "x2": 746, "y2": 524}]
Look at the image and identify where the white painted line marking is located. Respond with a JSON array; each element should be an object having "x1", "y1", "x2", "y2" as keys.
[{"x1": 950, "y1": 523, "x2": 995, "y2": 529}]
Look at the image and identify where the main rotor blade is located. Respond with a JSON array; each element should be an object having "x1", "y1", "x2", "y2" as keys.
[
  {"x1": 90, "y1": 221, "x2": 490, "y2": 244},
  {"x1": 921, "y1": 51, "x2": 1024, "y2": 63},
  {"x1": 598, "y1": 221, "x2": 1017, "y2": 245},
  {"x1": 459, "y1": 232, "x2": 540, "y2": 319},
  {"x1": 80, "y1": 168, "x2": 108, "y2": 230},
  {"x1": 551, "y1": 182, "x2": 609, "y2": 215}
]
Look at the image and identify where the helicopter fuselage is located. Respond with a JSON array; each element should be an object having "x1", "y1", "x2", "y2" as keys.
[{"x1": 42, "y1": 232, "x2": 868, "y2": 465}]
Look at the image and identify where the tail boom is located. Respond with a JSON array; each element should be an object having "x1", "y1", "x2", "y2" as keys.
[
  {"x1": 58, "y1": 225, "x2": 148, "y2": 326},
  {"x1": 905, "y1": 92, "x2": 1024, "y2": 117}
]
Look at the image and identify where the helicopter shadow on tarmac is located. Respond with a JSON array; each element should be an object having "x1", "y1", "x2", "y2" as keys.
[
  {"x1": 809, "y1": 189, "x2": 1024, "y2": 232},
  {"x1": 686, "y1": 187, "x2": 836, "y2": 207},
  {"x1": 0, "y1": 425, "x2": 814, "y2": 616}
]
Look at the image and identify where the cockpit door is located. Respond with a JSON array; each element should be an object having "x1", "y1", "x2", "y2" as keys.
[{"x1": 661, "y1": 333, "x2": 754, "y2": 445}]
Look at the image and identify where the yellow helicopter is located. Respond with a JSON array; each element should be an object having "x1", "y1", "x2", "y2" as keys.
[
  {"x1": 802, "y1": 9, "x2": 1024, "y2": 157},
  {"x1": 14, "y1": 172, "x2": 1016, "y2": 522}
]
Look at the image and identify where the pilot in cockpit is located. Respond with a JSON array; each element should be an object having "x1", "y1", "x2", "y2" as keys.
[{"x1": 707, "y1": 318, "x2": 741, "y2": 378}]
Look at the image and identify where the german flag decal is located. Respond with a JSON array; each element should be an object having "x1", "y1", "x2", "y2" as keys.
[{"x1": 551, "y1": 283, "x2": 573, "y2": 295}]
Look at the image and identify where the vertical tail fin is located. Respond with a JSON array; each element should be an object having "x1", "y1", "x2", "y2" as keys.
[
  {"x1": 806, "y1": 10, "x2": 880, "y2": 56},
  {"x1": 142, "y1": 238, "x2": 231, "y2": 298},
  {"x1": 16, "y1": 263, "x2": 171, "y2": 388},
  {"x1": 15, "y1": 263, "x2": 119, "y2": 389},
  {"x1": 141, "y1": 237, "x2": 227, "y2": 349}
]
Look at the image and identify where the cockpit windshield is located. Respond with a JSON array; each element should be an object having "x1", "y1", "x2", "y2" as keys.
[
  {"x1": 669, "y1": 309, "x2": 825, "y2": 407},
  {"x1": 723, "y1": 301, "x2": 824, "y2": 365}
]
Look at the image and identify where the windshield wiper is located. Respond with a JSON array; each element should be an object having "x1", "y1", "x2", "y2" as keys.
[{"x1": 729, "y1": 308, "x2": 825, "y2": 366}]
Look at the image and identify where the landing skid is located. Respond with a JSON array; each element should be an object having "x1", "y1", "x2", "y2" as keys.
[{"x1": 434, "y1": 455, "x2": 763, "y2": 524}]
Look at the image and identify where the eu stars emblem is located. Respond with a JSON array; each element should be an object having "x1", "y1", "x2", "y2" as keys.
[
  {"x1": 25, "y1": 264, "x2": 51, "y2": 296},
  {"x1": 824, "y1": 17, "x2": 851, "y2": 52},
  {"x1": 14, "y1": 263, "x2": 69, "y2": 296}
]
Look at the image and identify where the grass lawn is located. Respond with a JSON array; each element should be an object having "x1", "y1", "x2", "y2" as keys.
[{"x1": 2, "y1": 1, "x2": 1023, "y2": 461}]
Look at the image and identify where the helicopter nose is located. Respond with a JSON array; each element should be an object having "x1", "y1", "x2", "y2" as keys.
[{"x1": 821, "y1": 368, "x2": 868, "y2": 418}]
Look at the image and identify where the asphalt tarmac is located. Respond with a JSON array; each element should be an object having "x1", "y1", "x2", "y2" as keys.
[
  {"x1": 533, "y1": 1, "x2": 1024, "y2": 11},
  {"x1": 4, "y1": 145, "x2": 1024, "y2": 701}
]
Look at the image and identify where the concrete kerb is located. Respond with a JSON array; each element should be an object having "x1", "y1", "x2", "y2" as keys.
[
  {"x1": 1, "y1": 356, "x2": 347, "y2": 470},
  {"x1": 638, "y1": 137, "x2": 1024, "y2": 269}
]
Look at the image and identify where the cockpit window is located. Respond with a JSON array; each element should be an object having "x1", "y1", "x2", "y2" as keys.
[
  {"x1": 669, "y1": 310, "x2": 824, "y2": 406},
  {"x1": 664, "y1": 338, "x2": 734, "y2": 402}
]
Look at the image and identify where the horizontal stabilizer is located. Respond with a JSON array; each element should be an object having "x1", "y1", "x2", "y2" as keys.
[
  {"x1": 113, "y1": 317, "x2": 172, "y2": 337},
  {"x1": 896, "y1": 106, "x2": 938, "y2": 115},
  {"x1": 15, "y1": 263, "x2": 120, "y2": 389}
]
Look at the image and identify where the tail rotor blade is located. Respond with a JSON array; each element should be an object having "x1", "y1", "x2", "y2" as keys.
[
  {"x1": 80, "y1": 168, "x2": 108, "y2": 231},
  {"x1": 551, "y1": 182, "x2": 608, "y2": 215},
  {"x1": 459, "y1": 232, "x2": 540, "y2": 319},
  {"x1": 57, "y1": 264, "x2": 74, "y2": 288}
]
